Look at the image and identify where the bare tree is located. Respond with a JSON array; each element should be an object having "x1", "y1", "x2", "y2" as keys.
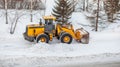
[
  {"x1": 86, "y1": 0, "x2": 89, "y2": 11},
  {"x1": 30, "y1": 0, "x2": 33, "y2": 22},
  {"x1": 95, "y1": 0, "x2": 100, "y2": 31},
  {"x1": 10, "y1": 10, "x2": 25, "y2": 34},
  {"x1": 77, "y1": 0, "x2": 88, "y2": 11},
  {"x1": 104, "y1": 0, "x2": 119, "y2": 22},
  {"x1": 10, "y1": 6, "x2": 26, "y2": 34},
  {"x1": 44, "y1": 0, "x2": 46, "y2": 15},
  {"x1": 72, "y1": 0, "x2": 76, "y2": 12},
  {"x1": 5, "y1": 0, "x2": 8, "y2": 24},
  {"x1": 83, "y1": 0, "x2": 86, "y2": 11},
  {"x1": 10, "y1": 0, "x2": 26, "y2": 34}
]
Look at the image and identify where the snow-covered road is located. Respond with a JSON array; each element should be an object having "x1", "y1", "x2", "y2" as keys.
[
  {"x1": 0, "y1": 30, "x2": 120, "y2": 67},
  {"x1": 49, "y1": 61, "x2": 120, "y2": 67},
  {"x1": 0, "y1": 53, "x2": 120, "y2": 67}
]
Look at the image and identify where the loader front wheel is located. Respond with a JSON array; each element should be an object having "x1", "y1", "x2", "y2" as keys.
[
  {"x1": 60, "y1": 33, "x2": 72, "y2": 44},
  {"x1": 36, "y1": 34, "x2": 49, "y2": 43}
]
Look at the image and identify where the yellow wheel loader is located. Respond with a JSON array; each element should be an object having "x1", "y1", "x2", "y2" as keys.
[{"x1": 23, "y1": 15, "x2": 89, "y2": 44}]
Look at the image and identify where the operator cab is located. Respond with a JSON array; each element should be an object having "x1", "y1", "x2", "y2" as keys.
[{"x1": 43, "y1": 15, "x2": 56, "y2": 33}]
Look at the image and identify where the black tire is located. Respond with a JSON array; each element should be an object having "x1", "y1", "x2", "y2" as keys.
[
  {"x1": 36, "y1": 34, "x2": 49, "y2": 43},
  {"x1": 60, "y1": 33, "x2": 73, "y2": 44},
  {"x1": 56, "y1": 34, "x2": 59, "y2": 40},
  {"x1": 57, "y1": 32, "x2": 64, "y2": 40}
]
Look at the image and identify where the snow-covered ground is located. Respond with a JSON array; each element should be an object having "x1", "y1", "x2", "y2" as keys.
[
  {"x1": 0, "y1": 0, "x2": 120, "y2": 67},
  {"x1": 0, "y1": 11, "x2": 120, "y2": 66}
]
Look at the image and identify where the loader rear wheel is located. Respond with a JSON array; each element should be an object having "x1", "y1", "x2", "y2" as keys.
[
  {"x1": 36, "y1": 34, "x2": 49, "y2": 43},
  {"x1": 60, "y1": 33, "x2": 72, "y2": 44}
]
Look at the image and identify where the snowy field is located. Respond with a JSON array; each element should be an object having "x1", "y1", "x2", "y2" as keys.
[
  {"x1": 0, "y1": 0, "x2": 120, "y2": 67},
  {"x1": 0, "y1": 11, "x2": 120, "y2": 67}
]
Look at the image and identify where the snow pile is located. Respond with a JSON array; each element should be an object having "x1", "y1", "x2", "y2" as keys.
[
  {"x1": 104, "y1": 22, "x2": 120, "y2": 32},
  {"x1": 70, "y1": 12, "x2": 91, "y2": 31}
]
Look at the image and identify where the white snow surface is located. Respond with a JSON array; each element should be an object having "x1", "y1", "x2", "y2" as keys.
[{"x1": 0, "y1": 0, "x2": 120, "y2": 67}]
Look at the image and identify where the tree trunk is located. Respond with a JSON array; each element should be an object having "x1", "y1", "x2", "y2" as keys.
[
  {"x1": 30, "y1": 0, "x2": 33, "y2": 22},
  {"x1": 86, "y1": 0, "x2": 89, "y2": 11},
  {"x1": 44, "y1": 0, "x2": 46, "y2": 16},
  {"x1": 83, "y1": 0, "x2": 86, "y2": 11},
  {"x1": 95, "y1": 0, "x2": 100, "y2": 31},
  {"x1": 5, "y1": 0, "x2": 8, "y2": 24},
  {"x1": 72, "y1": 0, "x2": 76, "y2": 12}
]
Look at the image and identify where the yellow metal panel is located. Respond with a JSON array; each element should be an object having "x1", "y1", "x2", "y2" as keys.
[
  {"x1": 61, "y1": 27, "x2": 77, "y2": 39},
  {"x1": 27, "y1": 28, "x2": 34, "y2": 37},
  {"x1": 56, "y1": 24, "x2": 61, "y2": 36},
  {"x1": 34, "y1": 28, "x2": 44, "y2": 36},
  {"x1": 27, "y1": 27, "x2": 44, "y2": 37},
  {"x1": 43, "y1": 15, "x2": 56, "y2": 20},
  {"x1": 56, "y1": 24, "x2": 82, "y2": 40}
]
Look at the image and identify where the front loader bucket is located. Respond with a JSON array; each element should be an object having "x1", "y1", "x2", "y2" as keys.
[
  {"x1": 81, "y1": 32, "x2": 89, "y2": 44},
  {"x1": 76, "y1": 28, "x2": 89, "y2": 44}
]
